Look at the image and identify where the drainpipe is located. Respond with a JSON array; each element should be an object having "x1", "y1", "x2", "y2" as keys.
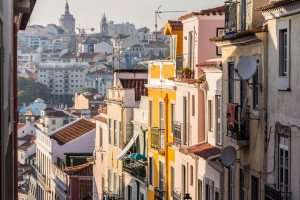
[{"x1": 164, "y1": 94, "x2": 169, "y2": 200}]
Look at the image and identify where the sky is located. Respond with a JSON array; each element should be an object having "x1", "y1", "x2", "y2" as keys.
[{"x1": 29, "y1": 0, "x2": 224, "y2": 31}]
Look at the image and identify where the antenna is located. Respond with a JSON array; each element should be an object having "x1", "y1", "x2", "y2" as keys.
[
  {"x1": 236, "y1": 56, "x2": 258, "y2": 80},
  {"x1": 220, "y1": 146, "x2": 236, "y2": 167},
  {"x1": 154, "y1": 6, "x2": 186, "y2": 40}
]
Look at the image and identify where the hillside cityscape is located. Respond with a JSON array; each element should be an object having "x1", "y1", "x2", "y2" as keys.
[{"x1": 2, "y1": 0, "x2": 298, "y2": 200}]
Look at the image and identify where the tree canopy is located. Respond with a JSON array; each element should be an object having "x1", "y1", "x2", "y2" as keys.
[{"x1": 18, "y1": 77, "x2": 51, "y2": 105}]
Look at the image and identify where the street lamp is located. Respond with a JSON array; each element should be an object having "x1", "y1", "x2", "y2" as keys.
[{"x1": 183, "y1": 193, "x2": 192, "y2": 200}]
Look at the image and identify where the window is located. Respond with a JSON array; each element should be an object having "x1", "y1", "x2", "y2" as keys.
[
  {"x1": 192, "y1": 95, "x2": 195, "y2": 116},
  {"x1": 127, "y1": 185, "x2": 132, "y2": 200},
  {"x1": 113, "y1": 120, "x2": 117, "y2": 146},
  {"x1": 240, "y1": 169, "x2": 245, "y2": 200},
  {"x1": 113, "y1": 173, "x2": 117, "y2": 193},
  {"x1": 149, "y1": 157, "x2": 153, "y2": 185},
  {"x1": 182, "y1": 165, "x2": 186, "y2": 194},
  {"x1": 205, "y1": 184, "x2": 211, "y2": 200},
  {"x1": 279, "y1": 135, "x2": 289, "y2": 193},
  {"x1": 159, "y1": 161, "x2": 164, "y2": 190},
  {"x1": 252, "y1": 68, "x2": 259, "y2": 109},
  {"x1": 251, "y1": 176, "x2": 259, "y2": 200},
  {"x1": 228, "y1": 167, "x2": 234, "y2": 200},
  {"x1": 215, "y1": 191, "x2": 220, "y2": 200},
  {"x1": 99, "y1": 127, "x2": 103, "y2": 148},
  {"x1": 228, "y1": 62, "x2": 235, "y2": 103},
  {"x1": 52, "y1": 119, "x2": 56, "y2": 125},
  {"x1": 279, "y1": 29, "x2": 288, "y2": 77},
  {"x1": 108, "y1": 169, "x2": 112, "y2": 191},
  {"x1": 119, "y1": 121, "x2": 122, "y2": 147},
  {"x1": 149, "y1": 101, "x2": 153, "y2": 127},
  {"x1": 171, "y1": 166, "x2": 175, "y2": 195},
  {"x1": 183, "y1": 96, "x2": 187, "y2": 145},
  {"x1": 198, "y1": 179, "x2": 203, "y2": 200},
  {"x1": 208, "y1": 100, "x2": 213, "y2": 131},
  {"x1": 159, "y1": 102, "x2": 165, "y2": 129},
  {"x1": 215, "y1": 95, "x2": 222, "y2": 145},
  {"x1": 171, "y1": 103, "x2": 175, "y2": 132},
  {"x1": 140, "y1": 193, "x2": 145, "y2": 200},
  {"x1": 190, "y1": 165, "x2": 193, "y2": 186},
  {"x1": 108, "y1": 119, "x2": 112, "y2": 144},
  {"x1": 188, "y1": 31, "x2": 194, "y2": 68}
]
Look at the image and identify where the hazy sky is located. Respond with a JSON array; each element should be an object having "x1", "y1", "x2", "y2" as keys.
[{"x1": 29, "y1": 0, "x2": 224, "y2": 31}]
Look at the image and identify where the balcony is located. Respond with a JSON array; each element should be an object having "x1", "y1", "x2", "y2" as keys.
[
  {"x1": 176, "y1": 68, "x2": 194, "y2": 80},
  {"x1": 172, "y1": 122, "x2": 182, "y2": 145},
  {"x1": 225, "y1": 0, "x2": 237, "y2": 35},
  {"x1": 103, "y1": 191, "x2": 123, "y2": 200},
  {"x1": 265, "y1": 185, "x2": 292, "y2": 200},
  {"x1": 154, "y1": 187, "x2": 165, "y2": 200},
  {"x1": 150, "y1": 127, "x2": 165, "y2": 151},
  {"x1": 122, "y1": 157, "x2": 147, "y2": 182},
  {"x1": 33, "y1": 166, "x2": 51, "y2": 192},
  {"x1": 227, "y1": 103, "x2": 249, "y2": 146}
]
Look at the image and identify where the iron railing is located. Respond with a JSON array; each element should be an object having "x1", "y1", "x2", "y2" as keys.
[
  {"x1": 227, "y1": 103, "x2": 249, "y2": 146},
  {"x1": 225, "y1": 0, "x2": 237, "y2": 35},
  {"x1": 122, "y1": 158, "x2": 146, "y2": 182},
  {"x1": 265, "y1": 185, "x2": 292, "y2": 200},
  {"x1": 150, "y1": 127, "x2": 165, "y2": 150}
]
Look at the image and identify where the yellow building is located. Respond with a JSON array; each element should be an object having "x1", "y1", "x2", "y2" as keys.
[
  {"x1": 146, "y1": 61, "x2": 176, "y2": 200},
  {"x1": 164, "y1": 20, "x2": 183, "y2": 68}
]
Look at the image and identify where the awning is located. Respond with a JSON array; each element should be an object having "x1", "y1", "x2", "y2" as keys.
[{"x1": 117, "y1": 132, "x2": 140, "y2": 160}]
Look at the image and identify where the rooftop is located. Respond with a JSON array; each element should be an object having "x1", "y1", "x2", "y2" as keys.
[
  {"x1": 179, "y1": 5, "x2": 225, "y2": 20},
  {"x1": 261, "y1": 0, "x2": 299, "y2": 10},
  {"x1": 188, "y1": 143, "x2": 220, "y2": 160},
  {"x1": 50, "y1": 119, "x2": 95, "y2": 145}
]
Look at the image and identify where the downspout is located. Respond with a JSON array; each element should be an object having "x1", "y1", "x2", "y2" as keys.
[{"x1": 164, "y1": 94, "x2": 169, "y2": 200}]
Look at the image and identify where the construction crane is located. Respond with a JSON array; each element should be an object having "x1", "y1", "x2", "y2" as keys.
[{"x1": 154, "y1": 6, "x2": 186, "y2": 39}]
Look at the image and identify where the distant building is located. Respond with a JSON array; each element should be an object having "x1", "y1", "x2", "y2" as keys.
[
  {"x1": 37, "y1": 61, "x2": 88, "y2": 105},
  {"x1": 59, "y1": 1, "x2": 75, "y2": 34}
]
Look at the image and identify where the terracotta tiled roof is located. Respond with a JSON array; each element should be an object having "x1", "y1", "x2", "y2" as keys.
[
  {"x1": 120, "y1": 79, "x2": 147, "y2": 101},
  {"x1": 44, "y1": 108, "x2": 70, "y2": 118},
  {"x1": 188, "y1": 143, "x2": 221, "y2": 159},
  {"x1": 261, "y1": 0, "x2": 299, "y2": 11},
  {"x1": 50, "y1": 119, "x2": 95, "y2": 145},
  {"x1": 167, "y1": 20, "x2": 183, "y2": 31},
  {"x1": 179, "y1": 5, "x2": 225, "y2": 20},
  {"x1": 64, "y1": 161, "x2": 93, "y2": 176}
]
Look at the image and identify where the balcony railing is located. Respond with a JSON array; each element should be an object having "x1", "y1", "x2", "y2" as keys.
[
  {"x1": 227, "y1": 103, "x2": 249, "y2": 146},
  {"x1": 265, "y1": 185, "x2": 292, "y2": 200},
  {"x1": 225, "y1": 0, "x2": 237, "y2": 35},
  {"x1": 103, "y1": 191, "x2": 123, "y2": 200},
  {"x1": 176, "y1": 69, "x2": 194, "y2": 80},
  {"x1": 150, "y1": 127, "x2": 165, "y2": 151},
  {"x1": 122, "y1": 158, "x2": 146, "y2": 182},
  {"x1": 173, "y1": 122, "x2": 182, "y2": 145}
]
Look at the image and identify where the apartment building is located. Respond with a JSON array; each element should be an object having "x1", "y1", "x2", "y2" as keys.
[
  {"x1": 34, "y1": 118, "x2": 95, "y2": 200},
  {"x1": 146, "y1": 60, "x2": 176, "y2": 200},
  {"x1": 179, "y1": 6, "x2": 225, "y2": 78},
  {"x1": 93, "y1": 69, "x2": 147, "y2": 200},
  {"x1": 262, "y1": 1, "x2": 300, "y2": 199},
  {"x1": 215, "y1": 0, "x2": 268, "y2": 199},
  {"x1": 37, "y1": 61, "x2": 89, "y2": 105}
]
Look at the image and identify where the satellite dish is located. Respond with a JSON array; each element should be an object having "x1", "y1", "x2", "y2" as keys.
[
  {"x1": 237, "y1": 56, "x2": 258, "y2": 80},
  {"x1": 220, "y1": 146, "x2": 236, "y2": 167}
]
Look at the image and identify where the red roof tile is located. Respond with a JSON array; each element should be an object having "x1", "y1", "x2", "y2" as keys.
[
  {"x1": 167, "y1": 20, "x2": 183, "y2": 31},
  {"x1": 261, "y1": 0, "x2": 299, "y2": 11},
  {"x1": 179, "y1": 5, "x2": 225, "y2": 20},
  {"x1": 188, "y1": 143, "x2": 221, "y2": 159},
  {"x1": 50, "y1": 119, "x2": 95, "y2": 145}
]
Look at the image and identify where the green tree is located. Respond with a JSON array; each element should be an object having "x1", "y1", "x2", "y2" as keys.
[{"x1": 18, "y1": 77, "x2": 51, "y2": 105}]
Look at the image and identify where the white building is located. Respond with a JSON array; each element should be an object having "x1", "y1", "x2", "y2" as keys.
[
  {"x1": 37, "y1": 61, "x2": 89, "y2": 104},
  {"x1": 263, "y1": 1, "x2": 300, "y2": 199},
  {"x1": 35, "y1": 118, "x2": 96, "y2": 200}
]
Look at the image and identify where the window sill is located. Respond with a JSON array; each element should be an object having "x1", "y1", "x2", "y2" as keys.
[{"x1": 278, "y1": 88, "x2": 291, "y2": 92}]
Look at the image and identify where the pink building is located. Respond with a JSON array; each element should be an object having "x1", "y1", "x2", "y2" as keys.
[{"x1": 179, "y1": 6, "x2": 225, "y2": 78}]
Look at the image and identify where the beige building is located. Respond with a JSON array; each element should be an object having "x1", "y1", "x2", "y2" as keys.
[
  {"x1": 93, "y1": 69, "x2": 147, "y2": 200},
  {"x1": 262, "y1": 1, "x2": 300, "y2": 199},
  {"x1": 215, "y1": 0, "x2": 268, "y2": 199}
]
